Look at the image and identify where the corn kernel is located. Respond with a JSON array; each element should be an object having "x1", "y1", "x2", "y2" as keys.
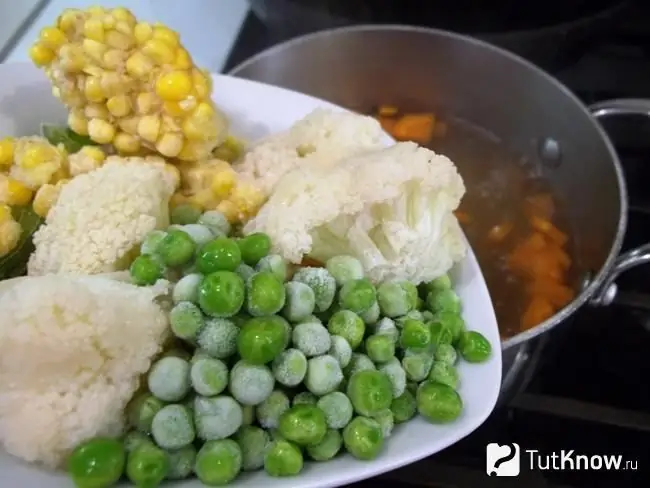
[
  {"x1": 68, "y1": 109, "x2": 89, "y2": 135},
  {"x1": 102, "y1": 14, "x2": 116, "y2": 29},
  {"x1": 175, "y1": 48, "x2": 192, "y2": 69},
  {"x1": 134, "y1": 22, "x2": 153, "y2": 44},
  {"x1": 142, "y1": 39, "x2": 175, "y2": 65},
  {"x1": 39, "y1": 27, "x2": 66, "y2": 50},
  {"x1": 118, "y1": 116, "x2": 139, "y2": 135},
  {"x1": 1, "y1": 178, "x2": 34, "y2": 206},
  {"x1": 59, "y1": 44, "x2": 85, "y2": 72},
  {"x1": 155, "y1": 70, "x2": 192, "y2": 102},
  {"x1": 192, "y1": 69, "x2": 210, "y2": 98},
  {"x1": 83, "y1": 18, "x2": 105, "y2": 41},
  {"x1": 105, "y1": 30, "x2": 134, "y2": 50},
  {"x1": 211, "y1": 170, "x2": 236, "y2": 198},
  {"x1": 107, "y1": 94, "x2": 131, "y2": 117},
  {"x1": 113, "y1": 132, "x2": 141, "y2": 153},
  {"x1": 0, "y1": 203, "x2": 11, "y2": 222},
  {"x1": 125, "y1": 52, "x2": 153, "y2": 79},
  {"x1": 87, "y1": 5, "x2": 106, "y2": 16},
  {"x1": 112, "y1": 7, "x2": 136, "y2": 24},
  {"x1": 152, "y1": 26, "x2": 180, "y2": 47},
  {"x1": 81, "y1": 145, "x2": 105, "y2": 162},
  {"x1": 136, "y1": 92, "x2": 156, "y2": 114},
  {"x1": 103, "y1": 49, "x2": 124, "y2": 70},
  {"x1": 189, "y1": 189, "x2": 214, "y2": 210},
  {"x1": 84, "y1": 76, "x2": 105, "y2": 102},
  {"x1": 88, "y1": 118, "x2": 116, "y2": 144},
  {"x1": 163, "y1": 101, "x2": 191, "y2": 117},
  {"x1": 0, "y1": 138, "x2": 14, "y2": 167},
  {"x1": 156, "y1": 132, "x2": 183, "y2": 157},
  {"x1": 99, "y1": 71, "x2": 122, "y2": 97},
  {"x1": 177, "y1": 141, "x2": 204, "y2": 161},
  {"x1": 82, "y1": 38, "x2": 107, "y2": 61},
  {"x1": 216, "y1": 199, "x2": 239, "y2": 222},
  {"x1": 137, "y1": 115, "x2": 161, "y2": 143},
  {"x1": 20, "y1": 144, "x2": 51, "y2": 169},
  {"x1": 57, "y1": 9, "x2": 79, "y2": 32},
  {"x1": 85, "y1": 103, "x2": 109, "y2": 120},
  {"x1": 29, "y1": 43, "x2": 55, "y2": 66},
  {"x1": 0, "y1": 219, "x2": 21, "y2": 258},
  {"x1": 32, "y1": 184, "x2": 62, "y2": 218}
]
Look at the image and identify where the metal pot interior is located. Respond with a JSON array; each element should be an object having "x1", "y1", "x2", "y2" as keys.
[{"x1": 230, "y1": 26, "x2": 625, "y2": 345}]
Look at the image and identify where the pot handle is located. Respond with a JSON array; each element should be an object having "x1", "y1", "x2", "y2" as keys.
[{"x1": 588, "y1": 99, "x2": 650, "y2": 306}]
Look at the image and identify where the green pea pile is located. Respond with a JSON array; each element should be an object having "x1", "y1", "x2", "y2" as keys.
[{"x1": 67, "y1": 204, "x2": 493, "y2": 488}]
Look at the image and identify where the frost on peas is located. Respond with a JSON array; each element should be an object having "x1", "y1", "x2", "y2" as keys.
[
  {"x1": 166, "y1": 445, "x2": 196, "y2": 480},
  {"x1": 395, "y1": 309, "x2": 424, "y2": 328},
  {"x1": 402, "y1": 350, "x2": 434, "y2": 382},
  {"x1": 378, "y1": 357, "x2": 407, "y2": 398},
  {"x1": 195, "y1": 439, "x2": 242, "y2": 486},
  {"x1": 424, "y1": 273, "x2": 453, "y2": 294},
  {"x1": 374, "y1": 317, "x2": 399, "y2": 343},
  {"x1": 428, "y1": 361, "x2": 460, "y2": 389},
  {"x1": 272, "y1": 348, "x2": 308, "y2": 387},
  {"x1": 317, "y1": 391, "x2": 353, "y2": 429},
  {"x1": 435, "y1": 343, "x2": 458, "y2": 365},
  {"x1": 140, "y1": 230, "x2": 167, "y2": 256},
  {"x1": 282, "y1": 281, "x2": 316, "y2": 323},
  {"x1": 292, "y1": 392, "x2": 317, "y2": 406},
  {"x1": 344, "y1": 353, "x2": 377, "y2": 378},
  {"x1": 246, "y1": 271, "x2": 286, "y2": 316},
  {"x1": 169, "y1": 301, "x2": 205, "y2": 343},
  {"x1": 147, "y1": 356, "x2": 191, "y2": 402},
  {"x1": 236, "y1": 263, "x2": 256, "y2": 282},
  {"x1": 196, "y1": 318, "x2": 239, "y2": 359},
  {"x1": 151, "y1": 404, "x2": 195, "y2": 450},
  {"x1": 256, "y1": 390, "x2": 291, "y2": 429},
  {"x1": 338, "y1": 278, "x2": 377, "y2": 315},
  {"x1": 328, "y1": 335, "x2": 352, "y2": 368},
  {"x1": 172, "y1": 274, "x2": 203, "y2": 305},
  {"x1": 435, "y1": 311, "x2": 466, "y2": 343},
  {"x1": 229, "y1": 360, "x2": 275, "y2": 406},
  {"x1": 390, "y1": 390, "x2": 417, "y2": 423},
  {"x1": 426, "y1": 288, "x2": 461, "y2": 315},
  {"x1": 373, "y1": 409, "x2": 394, "y2": 438},
  {"x1": 256, "y1": 254, "x2": 289, "y2": 283},
  {"x1": 293, "y1": 267, "x2": 337, "y2": 312},
  {"x1": 305, "y1": 354, "x2": 344, "y2": 395},
  {"x1": 306, "y1": 429, "x2": 343, "y2": 462},
  {"x1": 359, "y1": 300, "x2": 380, "y2": 325},
  {"x1": 292, "y1": 321, "x2": 332, "y2": 357},
  {"x1": 179, "y1": 224, "x2": 214, "y2": 247},
  {"x1": 194, "y1": 395, "x2": 243, "y2": 441},
  {"x1": 127, "y1": 392, "x2": 164, "y2": 434},
  {"x1": 377, "y1": 280, "x2": 418, "y2": 318},
  {"x1": 190, "y1": 357, "x2": 229, "y2": 397},
  {"x1": 197, "y1": 210, "x2": 231, "y2": 236},
  {"x1": 236, "y1": 425, "x2": 271, "y2": 472},
  {"x1": 421, "y1": 310, "x2": 435, "y2": 322},
  {"x1": 365, "y1": 334, "x2": 396, "y2": 364},
  {"x1": 123, "y1": 431, "x2": 153, "y2": 453},
  {"x1": 325, "y1": 255, "x2": 365, "y2": 286},
  {"x1": 327, "y1": 310, "x2": 365, "y2": 350}
]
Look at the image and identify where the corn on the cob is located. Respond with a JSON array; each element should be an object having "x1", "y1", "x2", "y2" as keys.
[
  {"x1": 32, "y1": 179, "x2": 68, "y2": 218},
  {"x1": 30, "y1": 7, "x2": 228, "y2": 161},
  {"x1": 0, "y1": 205, "x2": 21, "y2": 258},
  {"x1": 10, "y1": 137, "x2": 67, "y2": 189}
]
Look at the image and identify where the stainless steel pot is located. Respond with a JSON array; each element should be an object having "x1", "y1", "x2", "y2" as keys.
[{"x1": 228, "y1": 26, "x2": 650, "y2": 395}]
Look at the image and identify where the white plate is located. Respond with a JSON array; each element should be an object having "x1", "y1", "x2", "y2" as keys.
[{"x1": 0, "y1": 63, "x2": 502, "y2": 488}]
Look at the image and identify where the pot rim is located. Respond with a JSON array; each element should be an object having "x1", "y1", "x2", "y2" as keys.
[{"x1": 228, "y1": 24, "x2": 629, "y2": 351}]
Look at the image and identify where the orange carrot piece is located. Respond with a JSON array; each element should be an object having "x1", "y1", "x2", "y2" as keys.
[
  {"x1": 391, "y1": 114, "x2": 436, "y2": 144},
  {"x1": 377, "y1": 116, "x2": 397, "y2": 134},
  {"x1": 521, "y1": 296, "x2": 555, "y2": 330},
  {"x1": 454, "y1": 210, "x2": 471, "y2": 224},
  {"x1": 527, "y1": 280, "x2": 575, "y2": 308},
  {"x1": 530, "y1": 215, "x2": 568, "y2": 247}
]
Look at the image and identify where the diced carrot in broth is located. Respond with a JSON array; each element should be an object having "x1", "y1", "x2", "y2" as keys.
[
  {"x1": 521, "y1": 296, "x2": 555, "y2": 330},
  {"x1": 530, "y1": 215, "x2": 568, "y2": 247},
  {"x1": 377, "y1": 116, "x2": 397, "y2": 134},
  {"x1": 391, "y1": 114, "x2": 436, "y2": 145},
  {"x1": 527, "y1": 279, "x2": 574, "y2": 308},
  {"x1": 454, "y1": 210, "x2": 471, "y2": 224}
]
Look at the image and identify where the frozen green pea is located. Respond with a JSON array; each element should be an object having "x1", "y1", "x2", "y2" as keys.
[
  {"x1": 123, "y1": 431, "x2": 153, "y2": 453},
  {"x1": 238, "y1": 232, "x2": 271, "y2": 266},
  {"x1": 421, "y1": 310, "x2": 435, "y2": 322},
  {"x1": 458, "y1": 330, "x2": 492, "y2": 362},
  {"x1": 140, "y1": 229, "x2": 167, "y2": 256},
  {"x1": 417, "y1": 381, "x2": 462, "y2": 423},
  {"x1": 395, "y1": 309, "x2": 424, "y2": 328},
  {"x1": 255, "y1": 254, "x2": 288, "y2": 282},
  {"x1": 338, "y1": 278, "x2": 376, "y2": 314},
  {"x1": 272, "y1": 348, "x2": 308, "y2": 387},
  {"x1": 172, "y1": 273, "x2": 202, "y2": 304},
  {"x1": 195, "y1": 439, "x2": 242, "y2": 486},
  {"x1": 235, "y1": 263, "x2": 256, "y2": 282},
  {"x1": 423, "y1": 274, "x2": 452, "y2": 293},
  {"x1": 292, "y1": 321, "x2": 331, "y2": 357},
  {"x1": 68, "y1": 437, "x2": 125, "y2": 488},
  {"x1": 435, "y1": 311, "x2": 466, "y2": 342},
  {"x1": 147, "y1": 356, "x2": 191, "y2": 402},
  {"x1": 373, "y1": 409, "x2": 394, "y2": 438},
  {"x1": 343, "y1": 416, "x2": 384, "y2": 460},
  {"x1": 278, "y1": 404, "x2": 327, "y2": 446},
  {"x1": 317, "y1": 391, "x2": 353, "y2": 429},
  {"x1": 293, "y1": 267, "x2": 336, "y2": 312},
  {"x1": 229, "y1": 360, "x2": 275, "y2": 406},
  {"x1": 238, "y1": 316, "x2": 288, "y2": 364},
  {"x1": 157, "y1": 229, "x2": 196, "y2": 267},
  {"x1": 428, "y1": 361, "x2": 460, "y2": 389},
  {"x1": 326, "y1": 255, "x2": 364, "y2": 286},
  {"x1": 169, "y1": 301, "x2": 205, "y2": 343},
  {"x1": 292, "y1": 392, "x2": 317, "y2": 406},
  {"x1": 127, "y1": 392, "x2": 164, "y2": 434},
  {"x1": 435, "y1": 343, "x2": 458, "y2": 365},
  {"x1": 328, "y1": 335, "x2": 352, "y2": 368},
  {"x1": 365, "y1": 335, "x2": 395, "y2": 364},
  {"x1": 197, "y1": 210, "x2": 231, "y2": 236},
  {"x1": 426, "y1": 288, "x2": 461, "y2": 315},
  {"x1": 400, "y1": 318, "x2": 431, "y2": 350},
  {"x1": 377, "y1": 280, "x2": 417, "y2": 317},
  {"x1": 347, "y1": 370, "x2": 393, "y2": 417},
  {"x1": 190, "y1": 357, "x2": 228, "y2": 396},
  {"x1": 129, "y1": 254, "x2": 164, "y2": 286},
  {"x1": 305, "y1": 355, "x2": 344, "y2": 396},
  {"x1": 256, "y1": 390, "x2": 291, "y2": 429},
  {"x1": 429, "y1": 321, "x2": 454, "y2": 346},
  {"x1": 236, "y1": 425, "x2": 270, "y2": 472},
  {"x1": 126, "y1": 443, "x2": 168, "y2": 487},
  {"x1": 390, "y1": 390, "x2": 417, "y2": 423},
  {"x1": 378, "y1": 357, "x2": 407, "y2": 398},
  {"x1": 374, "y1": 317, "x2": 399, "y2": 342},
  {"x1": 402, "y1": 350, "x2": 434, "y2": 382},
  {"x1": 179, "y1": 223, "x2": 214, "y2": 247},
  {"x1": 306, "y1": 429, "x2": 342, "y2": 462},
  {"x1": 264, "y1": 439, "x2": 303, "y2": 477},
  {"x1": 151, "y1": 404, "x2": 195, "y2": 450},
  {"x1": 196, "y1": 317, "x2": 239, "y2": 359},
  {"x1": 196, "y1": 238, "x2": 242, "y2": 274},
  {"x1": 171, "y1": 203, "x2": 202, "y2": 225},
  {"x1": 198, "y1": 271, "x2": 245, "y2": 317},
  {"x1": 246, "y1": 271, "x2": 286, "y2": 317},
  {"x1": 194, "y1": 395, "x2": 243, "y2": 440},
  {"x1": 327, "y1": 310, "x2": 365, "y2": 350},
  {"x1": 165, "y1": 445, "x2": 196, "y2": 480},
  {"x1": 359, "y1": 300, "x2": 380, "y2": 325},
  {"x1": 282, "y1": 281, "x2": 316, "y2": 322},
  {"x1": 344, "y1": 353, "x2": 376, "y2": 377},
  {"x1": 242, "y1": 405, "x2": 255, "y2": 426}
]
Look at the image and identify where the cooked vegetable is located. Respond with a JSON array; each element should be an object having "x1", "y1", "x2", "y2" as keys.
[{"x1": 0, "y1": 206, "x2": 42, "y2": 276}]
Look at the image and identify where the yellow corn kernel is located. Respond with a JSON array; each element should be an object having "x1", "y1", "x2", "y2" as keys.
[
  {"x1": 20, "y1": 144, "x2": 51, "y2": 169},
  {"x1": 188, "y1": 189, "x2": 214, "y2": 210},
  {"x1": 32, "y1": 184, "x2": 59, "y2": 218},
  {"x1": 83, "y1": 18, "x2": 105, "y2": 41},
  {"x1": 138, "y1": 115, "x2": 161, "y2": 143},
  {"x1": 57, "y1": 9, "x2": 79, "y2": 32},
  {"x1": 99, "y1": 71, "x2": 122, "y2": 97},
  {"x1": 87, "y1": 5, "x2": 106, "y2": 16},
  {"x1": 0, "y1": 138, "x2": 14, "y2": 167},
  {"x1": 103, "y1": 49, "x2": 124, "y2": 70},
  {"x1": 114, "y1": 19, "x2": 134, "y2": 36},
  {"x1": 59, "y1": 44, "x2": 85, "y2": 72},
  {"x1": 102, "y1": 13, "x2": 116, "y2": 29},
  {"x1": 0, "y1": 219, "x2": 21, "y2": 258},
  {"x1": 69, "y1": 147, "x2": 103, "y2": 176},
  {"x1": 175, "y1": 48, "x2": 192, "y2": 69},
  {"x1": 177, "y1": 141, "x2": 205, "y2": 162},
  {"x1": 39, "y1": 27, "x2": 66, "y2": 50},
  {"x1": 118, "y1": 115, "x2": 139, "y2": 135},
  {"x1": 68, "y1": 109, "x2": 89, "y2": 135},
  {"x1": 155, "y1": 70, "x2": 192, "y2": 102},
  {"x1": 29, "y1": 43, "x2": 55, "y2": 66},
  {"x1": 113, "y1": 132, "x2": 140, "y2": 153},
  {"x1": 230, "y1": 184, "x2": 265, "y2": 216},
  {"x1": 82, "y1": 38, "x2": 107, "y2": 61},
  {"x1": 210, "y1": 170, "x2": 236, "y2": 198},
  {"x1": 85, "y1": 103, "x2": 110, "y2": 120},
  {"x1": 216, "y1": 199, "x2": 239, "y2": 222},
  {"x1": 134, "y1": 22, "x2": 153, "y2": 44},
  {"x1": 105, "y1": 30, "x2": 134, "y2": 50},
  {"x1": 156, "y1": 132, "x2": 183, "y2": 157},
  {"x1": 107, "y1": 94, "x2": 131, "y2": 117},
  {"x1": 0, "y1": 203, "x2": 11, "y2": 222},
  {"x1": 88, "y1": 118, "x2": 116, "y2": 144},
  {"x1": 84, "y1": 76, "x2": 105, "y2": 102},
  {"x1": 142, "y1": 38, "x2": 175, "y2": 65},
  {"x1": 136, "y1": 92, "x2": 157, "y2": 114},
  {"x1": 81, "y1": 145, "x2": 105, "y2": 162},
  {"x1": 192, "y1": 69, "x2": 210, "y2": 98},
  {"x1": 112, "y1": 7, "x2": 136, "y2": 24},
  {"x1": 152, "y1": 26, "x2": 180, "y2": 47},
  {"x1": 1, "y1": 177, "x2": 34, "y2": 206},
  {"x1": 125, "y1": 51, "x2": 153, "y2": 79}
]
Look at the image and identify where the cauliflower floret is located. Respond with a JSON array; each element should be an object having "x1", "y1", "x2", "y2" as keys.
[
  {"x1": 27, "y1": 158, "x2": 177, "y2": 276},
  {"x1": 244, "y1": 141, "x2": 467, "y2": 284},
  {"x1": 0, "y1": 274, "x2": 169, "y2": 467},
  {"x1": 234, "y1": 108, "x2": 386, "y2": 195}
]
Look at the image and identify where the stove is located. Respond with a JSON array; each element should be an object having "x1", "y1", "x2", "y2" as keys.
[{"x1": 223, "y1": 5, "x2": 650, "y2": 486}]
